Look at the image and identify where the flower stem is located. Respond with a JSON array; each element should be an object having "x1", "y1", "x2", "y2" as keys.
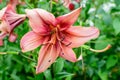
[
  {"x1": 25, "y1": 0, "x2": 33, "y2": 9},
  {"x1": 19, "y1": 51, "x2": 36, "y2": 62},
  {"x1": 89, "y1": 44, "x2": 111, "y2": 53},
  {"x1": 81, "y1": 44, "x2": 111, "y2": 53},
  {"x1": 50, "y1": 0, "x2": 53, "y2": 12},
  {"x1": 0, "y1": 51, "x2": 36, "y2": 62},
  {"x1": 81, "y1": 47, "x2": 85, "y2": 71}
]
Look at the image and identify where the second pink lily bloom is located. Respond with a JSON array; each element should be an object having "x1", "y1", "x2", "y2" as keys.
[
  {"x1": 0, "y1": 1, "x2": 26, "y2": 45},
  {"x1": 20, "y1": 7, "x2": 99, "y2": 74}
]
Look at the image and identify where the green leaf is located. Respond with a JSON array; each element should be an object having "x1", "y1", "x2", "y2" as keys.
[
  {"x1": 43, "y1": 69, "x2": 52, "y2": 80},
  {"x1": 115, "y1": 0, "x2": 120, "y2": 5},
  {"x1": 95, "y1": 35, "x2": 110, "y2": 50},
  {"x1": 11, "y1": 70, "x2": 20, "y2": 80},
  {"x1": 113, "y1": 18, "x2": 120, "y2": 35},
  {"x1": 98, "y1": 60, "x2": 106, "y2": 68},
  {"x1": 35, "y1": 73, "x2": 44, "y2": 80},
  {"x1": 87, "y1": 67, "x2": 94, "y2": 77},
  {"x1": 56, "y1": 72, "x2": 75, "y2": 79},
  {"x1": 65, "y1": 76, "x2": 72, "y2": 80},
  {"x1": 106, "y1": 55, "x2": 118, "y2": 69},
  {"x1": 97, "y1": 70, "x2": 108, "y2": 80},
  {"x1": 103, "y1": 14, "x2": 112, "y2": 25},
  {"x1": 53, "y1": 58, "x2": 64, "y2": 74}
]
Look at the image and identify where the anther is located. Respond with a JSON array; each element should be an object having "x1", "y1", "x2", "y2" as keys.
[{"x1": 60, "y1": 36, "x2": 65, "y2": 42}]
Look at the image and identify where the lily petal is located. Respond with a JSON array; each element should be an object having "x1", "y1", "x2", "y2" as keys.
[
  {"x1": 25, "y1": 9, "x2": 50, "y2": 35},
  {"x1": 0, "y1": 21, "x2": 8, "y2": 33},
  {"x1": 62, "y1": 27, "x2": 99, "y2": 48},
  {"x1": 0, "y1": 7, "x2": 6, "y2": 20},
  {"x1": 77, "y1": 54, "x2": 82, "y2": 61},
  {"x1": 36, "y1": 44, "x2": 60, "y2": 74},
  {"x1": 35, "y1": 9, "x2": 56, "y2": 26},
  {"x1": 20, "y1": 31, "x2": 43, "y2": 52},
  {"x1": 0, "y1": 0, "x2": 2, "y2": 3},
  {"x1": 9, "y1": 0, "x2": 20, "y2": 9},
  {"x1": 9, "y1": 32, "x2": 17, "y2": 42},
  {"x1": 3, "y1": 4, "x2": 26, "y2": 32},
  {"x1": 66, "y1": 26, "x2": 99, "y2": 37},
  {"x1": 0, "y1": 32, "x2": 7, "y2": 39},
  {"x1": 59, "y1": 44, "x2": 77, "y2": 62},
  {"x1": 56, "y1": 7, "x2": 82, "y2": 31}
]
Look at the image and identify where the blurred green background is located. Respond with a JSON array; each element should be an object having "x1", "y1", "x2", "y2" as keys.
[{"x1": 0, "y1": 0, "x2": 120, "y2": 80}]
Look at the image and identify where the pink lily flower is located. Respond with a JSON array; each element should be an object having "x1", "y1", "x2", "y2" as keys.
[
  {"x1": 53, "y1": 0, "x2": 71, "y2": 7},
  {"x1": 0, "y1": 4, "x2": 26, "y2": 45},
  {"x1": 0, "y1": 0, "x2": 2, "y2": 3},
  {"x1": 9, "y1": 0, "x2": 25, "y2": 7},
  {"x1": 63, "y1": 0, "x2": 71, "y2": 8},
  {"x1": 20, "y1": 7, "x2": 99, "y2": 74}
]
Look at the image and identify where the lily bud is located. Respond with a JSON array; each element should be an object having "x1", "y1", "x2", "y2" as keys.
[{"x1": 69, "y1": 3, "x2": 75, "y2": 10}]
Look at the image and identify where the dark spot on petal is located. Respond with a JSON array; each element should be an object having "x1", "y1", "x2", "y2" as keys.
[
  {"x1": 0, "y1": 20, "x2": 1, "y2": 24},
  {"x1": 62, "y1": 53, "x2": 64, "y2": 55},
  {"x1": 0, "y1": 31, "x2": 2, "y2": 34},
  {"x1": 48, "y1": 60, "x2": 51, "y2": 62},
  {"x1": 61, "y1": 36, "x2": 65, "y2": 42},
  {"x1": 66, "y1": 42, "x2": 72, "y2": 47}
]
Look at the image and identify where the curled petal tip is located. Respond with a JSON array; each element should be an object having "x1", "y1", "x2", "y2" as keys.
[
  {"x1": 21, "y1": 14, "x2": 27, "y2": 18},
  {"x1": 88, "y1": 27, "x2": 100, "y2": 39},
  {"x1": 77, "y1": 54, "x2": 82, "y2": 61},
  {"x1": 21, "y1": 47, "x2": 29, "y2": 53},
  {"x1": 56, "y1": 7, "x2": 82, "y2": 30},
  {"x1": 36, "y1": 67, "x2": 44, "y2": 74},
  {"x1": 90, "y1": 44, "x2": 111, "y2": 53},
  {"x1": 25, "y1": 9, "x2": 30, "y2": 12},
  {"x1": 21, "y1": 49, "x2": 25, "y2": 53}
]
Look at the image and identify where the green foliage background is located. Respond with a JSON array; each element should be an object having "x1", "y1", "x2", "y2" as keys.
[{"x1": 0, "y1": 0, "x2": 120, "y2": 80}]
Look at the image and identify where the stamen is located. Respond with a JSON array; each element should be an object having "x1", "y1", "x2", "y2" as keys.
[
  {"x1": 50, "y1": 25, "x2": 54, "y2": 30},
  {"x1": 60, "y1": 36, "x2": 65, "y2": 42},
  {"x1": 50, "y1": 31, "x2": 54, "y2": 35},
  {"x1": 90, "y1": 44, "x2": 111, "y2": 53},
  {"x1": 41, "y1": 43, "x2": 48, "y2": 46},
  {"x1": 41, "y1": 42, "x2": 53, "y2": 46},
  {"x1": 57, "y1": 25, "x2": 60, "y2": 29},
  {"x1": 57, "y1": 32, "x2": 65, "y2": 42}
]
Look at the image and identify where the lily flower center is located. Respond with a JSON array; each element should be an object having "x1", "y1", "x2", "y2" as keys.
[
  {"x1": 49, "y1": 25, "x2": 60, "y2": 44},
  {"x1": 49, "y1": 25, "x2": 72, "y2": 47},
  {"x1": 50, "y1": 25, "x2": 60, "y2": 34}
]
